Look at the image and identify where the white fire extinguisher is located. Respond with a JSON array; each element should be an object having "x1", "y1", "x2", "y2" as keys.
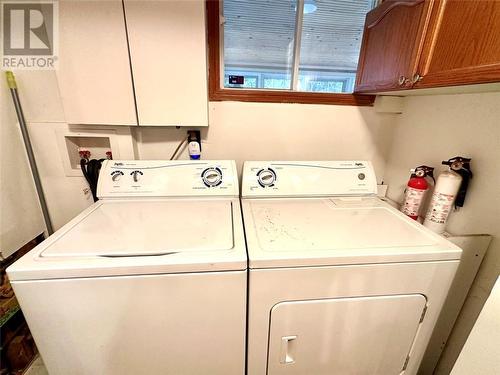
[
  {"x1": 401, "y1": 165, "x2": 435, "y2": 220},
  {"x1": 423, "y1": 157, "x2": 473, "y2": 233}
]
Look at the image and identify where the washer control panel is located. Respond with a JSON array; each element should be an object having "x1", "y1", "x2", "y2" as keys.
[
  {"x1": 242, "y1": 161, "x2": 377, "y2": 197},
  {"x1": 98, "y1": 160, "x2": 238, "y2": 198}
]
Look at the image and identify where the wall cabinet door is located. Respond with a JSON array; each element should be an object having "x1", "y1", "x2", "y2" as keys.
[
  {"x1": 354, "y1": 0, "x2": 432, "y2": 93},
  {"x1": 124, "y1": 0, "x2": 208, "y2": 127},
  {"x1": 415, "y1": 0, "x2": 500, "y2": 89},
  {"x1": 57, "y1": 0, "x2": 137, "y2": 125}
]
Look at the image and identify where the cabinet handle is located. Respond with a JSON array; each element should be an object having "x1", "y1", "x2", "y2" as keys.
[
  {"x1": 398, "y1": 75, "x2": 408, "y2": 86},
  {"x1": 411, "y1": 73, "x2": 423, "y2": 84}
]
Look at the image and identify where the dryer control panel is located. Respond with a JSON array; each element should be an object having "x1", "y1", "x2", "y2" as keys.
[
  {"x1": 97, "y1": 160, "x2": 239, "y2": 198},
  {"x1": 242, "y1": 161, "x2": 377, "y2": 197}
]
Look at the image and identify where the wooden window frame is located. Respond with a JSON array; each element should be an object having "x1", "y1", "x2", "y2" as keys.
[{"x1": 206, "y1": 0, "x2": 375, "y2": 106}]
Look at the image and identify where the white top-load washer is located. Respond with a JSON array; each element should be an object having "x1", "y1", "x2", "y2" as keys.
[
  {"x1": 8, "y1": 160, "x2": 247, "y2": 375},
  {"x1": 241, "y1": 161, "x2": 461, "y2": 375}
]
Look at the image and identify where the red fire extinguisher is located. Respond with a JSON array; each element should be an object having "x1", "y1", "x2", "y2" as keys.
[{"x1": 401, "y1": 165, "x2": 435, "y2": 220}]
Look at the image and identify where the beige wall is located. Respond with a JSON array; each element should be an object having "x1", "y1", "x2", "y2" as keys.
[
  {"x1": 135, "y1": 101, "x2": 397, "y2": 180},
  {"x1": 383, "y1": 92, "x2": 500, "y2": 374},
  {"x1": 5, "y1": 71, "x2": 136, "y2": 229},
  {"x1": 31, "y1": 101, "x2": 396, "y2": 229},
  {"x1": 10, "y1": 71, "x2": 397, "y2": 229},
  {"x1": 27, "y1": 122, "x2": 136, "y2": 229}
]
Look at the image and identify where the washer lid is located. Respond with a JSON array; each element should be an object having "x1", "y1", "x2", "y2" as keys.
[
  {"x1": 8, "y1": 199, "x2": 247, "y2": 281},
  {"x1": 42, "y1": 200, "x2": 233, "y2": 257},
  {"x1": 243, "y1": 197, "x2": 462, "y2": 268}
]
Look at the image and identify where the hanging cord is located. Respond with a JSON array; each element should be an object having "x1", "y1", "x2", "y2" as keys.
[
  {"x1": 170, "y1": 136, "x2": 188, "y2": 160},
  {"x1": 81, "y1": 159, "x2": 105, "y2": 202}
]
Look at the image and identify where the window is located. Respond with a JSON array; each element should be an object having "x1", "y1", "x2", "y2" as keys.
[{"x1": 207, "y1": 0, "x2": 376, "y2": 105}]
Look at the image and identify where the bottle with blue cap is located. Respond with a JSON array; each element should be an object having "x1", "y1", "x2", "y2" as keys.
[{"x1": 188, "y1": 130, "x2": 201, "y2": 160}]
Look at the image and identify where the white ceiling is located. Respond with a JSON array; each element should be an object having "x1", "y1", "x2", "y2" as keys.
[{"x1": 223, "y1": 0, "x2": 375, "y2": 73}]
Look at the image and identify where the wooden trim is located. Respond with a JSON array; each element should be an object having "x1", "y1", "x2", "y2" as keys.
[
  {"x1": 206, "y1": 0, "x2": 375, "y2": 106},
  {"x1": 417, "y1": 0, "x2": 447, "y2": 76},
  {"x1": 410, "y1": 0, "x2": 436, "y2": 78},
  {"x1": 415, "y1": 64, "x2": 500, "y2": 89},
  {"x1": 365, "y1": 0, "x2": 424, "y2": 29}
]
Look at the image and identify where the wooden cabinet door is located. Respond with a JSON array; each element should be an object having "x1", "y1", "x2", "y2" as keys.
[
  {"x1": 354, "y1": 0, "x2": 433, "y2": 93},
  {"x1": 415, "y1": 0, "x2": 500, "y2": 88},
  {"x1": 57, "y1": 0, "x2": 137, "y2": 125},
  {"x1": 124, "y1": 0, "x2": 208, "y2": 127}
]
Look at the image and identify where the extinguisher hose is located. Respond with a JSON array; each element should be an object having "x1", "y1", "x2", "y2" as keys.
[{"x1": 454, "y1": 168, "x2": 473, "y2": 207}]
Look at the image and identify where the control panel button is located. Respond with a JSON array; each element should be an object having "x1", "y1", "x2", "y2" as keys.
[
  {"x1": 111, "y1": 171, "x2": 124, "y2": 182},
  {"x1": 131, "y1": 170, "x2": 144, "y2": 182},
  {"x1": 358, "y1": 173, "x2": 366, "y2": 180},
  {"x1": 202, "y1": 167, "x2": 223, "y2": 187},
  {"x1": 257, "y1": 168, "x2": 276, "y2": 187}
]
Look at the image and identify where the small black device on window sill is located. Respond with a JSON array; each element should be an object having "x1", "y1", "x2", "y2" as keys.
[{"x1": 229, "y1": 75, "x2": 244, "y2": 85}]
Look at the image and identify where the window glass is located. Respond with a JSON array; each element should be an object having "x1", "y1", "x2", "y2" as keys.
[
  {"x1": 223, "y1": 0, "x2": 297, "y2": 90},
  {"x1": 263, "y1": 74, "x2": 292, "y2": 90},
  {"x1": 222, "y1": 0, "x2": 375, "y2": 93},
  {"x1": 297, "y1": 0, "x2": 375, "y2": 93},
  {"x1": 304, "y1": 78, "x2": 346, "y2": 93}
]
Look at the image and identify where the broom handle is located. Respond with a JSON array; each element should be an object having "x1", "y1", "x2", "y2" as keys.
[{"x1": 6, "y1": 71, "x2": 54, "y2": 235}]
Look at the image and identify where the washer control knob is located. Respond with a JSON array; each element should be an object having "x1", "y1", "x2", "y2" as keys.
[
  {"x1": 202, "y1": 167, "x2": 223, "y2": 187},
  {"x1": 111, "y1": 171, "x2": 124, "y2": 182},
  {"x1": 131, "y1": 170, "x2": 143, "y2": 182},
  {"x1": 257, "y1": 168, "x2": 276, "y2": 187}
]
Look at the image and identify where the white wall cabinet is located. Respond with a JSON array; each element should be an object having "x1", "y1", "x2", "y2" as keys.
[
  {"x1": 123, "y1": 0, "x2": 209, "y2": 127},
  {"x1": 57, "y1": 0, "x2": 208, "y2": 127},
  {"x1": 57, "y1": 0, "x2": 137, "y2": 126}
]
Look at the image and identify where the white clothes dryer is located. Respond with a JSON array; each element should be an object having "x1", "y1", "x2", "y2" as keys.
[{"x1": 241, "y1": 161, "x2": 461, "y2": 375}]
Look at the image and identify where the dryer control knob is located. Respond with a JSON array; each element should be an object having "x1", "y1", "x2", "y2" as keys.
[
  {"x1": 257, "y1": 169, "x2": 276, "y2": 187},
  {"x1": 202, "y1": 167, "x2": 223, "y2": 187}
]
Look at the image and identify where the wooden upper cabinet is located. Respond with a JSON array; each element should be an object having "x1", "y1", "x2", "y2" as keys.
[
  {"x1": 415, "y1": 0, "x2": 500, "y2": 88},
  {"x1": 356, "y1": 0, "x2": 500, "y2": 93},
  {"x1": 124, "y1": 0, "x2": 208, "y2": 127},
  {"x1": 355, "y1": 0, "x2": 432, "y2": 93},
  {"x1": 57, "y1": 0, "x2": 137, "y2": 125}
]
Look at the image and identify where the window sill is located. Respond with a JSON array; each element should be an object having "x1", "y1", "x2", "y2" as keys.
[{"x1": 209, "y1": 87, "x2": 375, "y2": 106}]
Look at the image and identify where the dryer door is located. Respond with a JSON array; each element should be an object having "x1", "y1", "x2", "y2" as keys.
[{"x1": 267, "y1": 294, "x2": 426, "y2": 375}]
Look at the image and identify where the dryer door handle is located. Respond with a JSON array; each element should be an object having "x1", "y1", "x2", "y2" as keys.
[{"x1": 280, "y1": 335, "x2": 297, "y2": 364}]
